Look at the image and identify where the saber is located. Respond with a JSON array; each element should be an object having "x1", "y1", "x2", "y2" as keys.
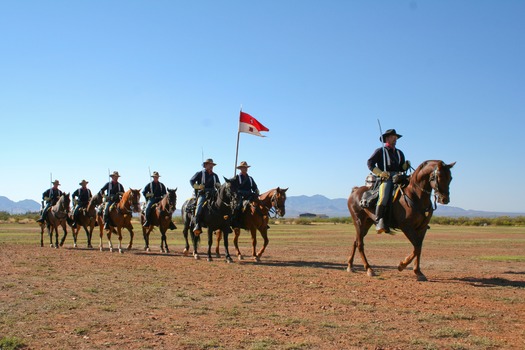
[{"x1": 377, "y1": 119, "x2": 387, "y2": 173}]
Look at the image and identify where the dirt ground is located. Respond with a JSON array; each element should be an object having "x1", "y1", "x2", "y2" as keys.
[{"x1": 1, "y1": 223, "x2": 524, "y2": 349}]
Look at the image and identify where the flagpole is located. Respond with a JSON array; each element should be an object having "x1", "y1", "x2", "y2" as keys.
[{"x1": 233, "y1": 105, "x2": 243, "y2": 176}]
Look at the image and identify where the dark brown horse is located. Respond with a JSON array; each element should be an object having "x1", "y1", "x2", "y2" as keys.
[
  {"x1": 96, "y1": 189, "x2": 141, "y2": 253},
  {"x1": 347, "y1": 160, "x2": 455, "y2": 281},
  {"x1": 39, "y1": 193, "x2": 71, "y2": 248},
  {"x1": 181, "y1": 179, "x2": 237, "y2": 262},
  {"x1": 216, "y1": 187, "x2": 288, "y2": 261},
  {"x1": 69, "y1": 195, "x2": 100, "y2": 249},
  {"x1": 140, "y1": 188, "x2": 177, "y2": 253}
]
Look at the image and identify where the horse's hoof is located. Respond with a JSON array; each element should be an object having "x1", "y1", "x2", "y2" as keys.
[
  {"x1": 215, "y1": 253, "x2": 220, "y2": 258},
  {"x1": 165, "y1": 249, "x2": 170, "y2": 254},
  {"x1": 194, "y1": 254, "x2": 200, "y2": 260},
  {"x1": 74, "y1": 244, "x2": 78, "y2": 248},
  {"x1": 109, "y1": 248, "x2": 114, "y2": 253},
  {"x1": 119, "y1": 249, "x2": 123, "y2": 254},
  {"x1": 398, "y1": 263, "x2": 406, "y2": 272},
  {"x1": 254, "y1": 256, "x2": 261, "y2": 263},
  {"x1": 88, "y1": 245, "x2": 93, "y2": 249},
  {"x1": 346, "y1": 266, "x2": 356, "y2": 273},
  {"x1": 207, "y1": 257, "x2": 212, "y2": 262},
  {"x1": 366, "y1": 268, "x2": 375, "y2": 277},
  {"x1": 49, "y1": 244, "x2": 53, "y2": 248},
  {"x1": 226, "y1": 256, "x2": 233, "y2": 264},
  {"x1": 237, "y1": 255, "x2": 243, "y2": 261},
  {"x1": 416, "y1": 274, "x2": 428, "y2": 282},
  {"x1": 127, "y1": 245, "x2": 132, "y2": 250},
  {"x1": 146, "y1": 247, "x2": 150, "y2": 252},
  {"x1": 183, "y1": 248, "x2": 189, "y2": 256}
]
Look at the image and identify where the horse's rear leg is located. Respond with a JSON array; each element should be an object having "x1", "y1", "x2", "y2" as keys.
[
  {"x1": 40, "y1": 225, "x2": 44, "y2": 247},
  {"x1": 72, "y1": 227, "x2": 79, "y2": 248},
  {"x1": 143, "y1": 228, "x2": 150, "y2": 252},
  {"x1": 255, "y1": 228, "x2": 269, "y2": 261},
  {"x1": 233, "y1": 228, "x2": 243, "y2": 260},
  {"x1": 182, "y1": 226, "x2": 190, "y2": 256},
  {"x1": 250, "y1": 229, "x2": 258, "y2": 261},
  {"x1": 215, "y1": 230, "x2": 222, "y2": 258}
]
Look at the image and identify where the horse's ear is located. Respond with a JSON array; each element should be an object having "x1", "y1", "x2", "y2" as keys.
[
  {"x1": 282, "y1": 188, "x2": 288, "y2": 192},
  {"x1": 174, "y1": 187, "x2": 177, "y2": 192},
  {"x1": 447, "y1": 161, "x2": 456, "y2": 169},
  {"x1": 223, "y1": 176, "x2": 231, "y2": 183}
]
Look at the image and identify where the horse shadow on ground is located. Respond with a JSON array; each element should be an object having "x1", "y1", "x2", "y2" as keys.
[
  {"x1": 248, "y1": 259, "x2": 399, "y2": 272},
  {"x1": 450, "y1": 276, "x2": 525, "y2": 288}
]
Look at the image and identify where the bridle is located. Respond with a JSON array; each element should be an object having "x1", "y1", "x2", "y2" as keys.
[
  {"x1": 268, "y1": 191, "x2": 285, "y2": 218},
  {"x1": 411, "y1": 163, "x2": 449, "y2": 209}
]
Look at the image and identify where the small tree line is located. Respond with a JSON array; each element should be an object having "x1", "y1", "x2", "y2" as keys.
[{"x1": 2, "y1": 211, "x2": 524, "y2": 226}]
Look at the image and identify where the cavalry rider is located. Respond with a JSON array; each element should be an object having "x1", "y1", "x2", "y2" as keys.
[
  {"x1": 232, "y1": 161, "x2": 259, "y2": 228},
  {"x1": 71, "y1": 179, "x2": 93, "y2": 228},
  {"x1": 37, "y1": 180, "x2": 63, "y2": 223},
  {"x1": 367, "y1": 129, "x2": 411, "y2": 234},
  {"x1": 142, "y1": 171, "x2": 177, "y2": 230},
  {"x1": 189, "y1": 158, "x2": 220, "y2": 235},
  {"x1": 98, "y1": 171, "x2": 125, "y2": 230}
]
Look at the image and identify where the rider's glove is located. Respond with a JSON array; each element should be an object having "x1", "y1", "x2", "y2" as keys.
[
  {"x1": 44, "y1": 196, "x2": 50, "y2": 202},
  {"x1": 193, "y1": 183, "x2": 205, "y2": 190},
  {"x1": 402, "y1": 160, "x2": 411, "y2": 171}
]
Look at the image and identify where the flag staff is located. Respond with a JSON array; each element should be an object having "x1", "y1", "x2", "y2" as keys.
[{"x1": 234, "y1": 105, "x2": 242, "y2": 176}]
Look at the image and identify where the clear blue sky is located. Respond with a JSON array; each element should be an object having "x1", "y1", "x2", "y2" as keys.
[{"x1": 1, "y1": 1, "x2": 524, "y2": 213}]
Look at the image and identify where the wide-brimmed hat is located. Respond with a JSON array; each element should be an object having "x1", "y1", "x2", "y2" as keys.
[
  {"x1": 110, "y1": 171, "x2": 121, "y2": 178},
  {"x1": 151, "y1": 171, "x2": 161, "y2": 177},
  {"x1": 203, "y1": 158, "x2": 217, "y2": 166},
  {"x1": 380, "y1": 129, "x2": 402, "y2": 141},
  {"x1": 52, "y1": 180, "x2": 61, "y2": 186},
  {"x1": 79, "y1": 179, "x2": 89, "y2": 185},
  {"x1": 236, "y1": 161, "x2": 251, "y2": 169}
]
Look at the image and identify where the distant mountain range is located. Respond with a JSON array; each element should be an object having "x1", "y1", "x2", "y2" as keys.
[
  {"x1": 0, "y1": 196, "x2": 41, "y2": 214},
  {"x1": 1, "y1": 195, "x2": 523, "y2": 218}
]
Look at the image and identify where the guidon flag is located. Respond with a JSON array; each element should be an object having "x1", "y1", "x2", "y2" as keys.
[{"x1": 239, "y1": 111, "x2": 269, "y2": 137}]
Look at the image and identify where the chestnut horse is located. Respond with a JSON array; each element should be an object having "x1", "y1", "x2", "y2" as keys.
[
  {"x1": 69, "y1": 195, "x2": 99, "y2": 249},
  {"x1": 347, "y1": 160, "x2": 455, "y2": 281},
  {"x1": 216, "y1": 187, "x2": 288, "y2": 261},
  {"x1": 96, "y1": 189, "x2": 141, "y2": 253},
  {"x1": 39, "y1": 193, "x2": 71, "y2": 248},
  {"x1": 140, "y1": 188, "x2": 178, "y2": 253},
  {"x1": 181, "y1": 179, "x2": 237, "y2": 262}
]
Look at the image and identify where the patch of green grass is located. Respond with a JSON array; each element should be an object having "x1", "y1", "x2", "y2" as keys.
[
  {"x1": 0, "y1": 336, "x2": 26, "y2": 350},
  {"x1": 73, "y1": 328, "x2": 88, "y2": 336},
  {"x1": 431, "y1": 327, "x2": 469, "y2": 339},
  {"x1": 83, "y1": 287, "x2": 99, "y2": 294},
  {"x1": 249, "y1": 337, "x2": 279, "y2": 350}
]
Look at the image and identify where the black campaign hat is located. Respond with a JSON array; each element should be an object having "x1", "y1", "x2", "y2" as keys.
[{"x1": 380, "y1": 129, "x2": 402, "y2": 141}]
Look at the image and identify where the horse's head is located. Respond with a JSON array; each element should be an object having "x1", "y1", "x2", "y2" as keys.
[
  {"x1": 56, "y1": 193, "x2": 71, "y2": 213},
  {"x1": 166, "y1": 188, "x2": 177, "y2": 213},
  {"x1": 272, "y1": 187, "x2": 288, "y2": 217},
  {"x1": 125, "y1": 188, "x2": 142, "y2": 213},
  {"x1": 218, "y1": 178, "x2": 236, "y2": 208},
  {"x1": 430, "y1": 161, "x2": 456, "y2": 205},
  {"x1": 87, "y1": 192, "x2": 103, "y2": 211}
]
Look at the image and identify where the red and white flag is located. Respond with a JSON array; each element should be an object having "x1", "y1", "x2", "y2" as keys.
[{"x1": 239, "y1": 111, "x2": 269, "y2": 137}]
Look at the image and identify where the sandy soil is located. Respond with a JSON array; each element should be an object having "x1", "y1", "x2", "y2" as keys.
[{"x1": 1, "y1": 223, "x2": 524, "y2": 349}]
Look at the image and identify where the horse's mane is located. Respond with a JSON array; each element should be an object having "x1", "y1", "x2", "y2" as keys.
[{"x1": 259, "y1": 188, "x2": 276, "y2": 201}]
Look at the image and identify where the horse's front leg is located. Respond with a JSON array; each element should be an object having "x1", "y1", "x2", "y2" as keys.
[
  {"x1": 161, "y1": 225, "x2": 169, "y2": 254},
  {"x1": 54, "y1": 226, "x2": 59, "y2": 249},
  {"x1": 255, "y1": 228, "x2": 269, "y2": 261},
  {"x1": 233, "y1": 228, "x2": 242, "y2": 260},
  {"x1": 59, "y1": 223, "x2": 68, "y2": 247},
  {"x1": 206, "y1": 229, "x2": 213, "y2": 262},
  {"x1": 117, "y1": 228, "x2": 124, "y2": 254},
  {"x1": 346, "y1": 240, "x2": 358, "y2": 273},
  {"x1": 190, "y1": 230, "x2": 200, "y2": 260},
  {"x1": 126, "y1": 222, "x2": 134, "y2": 250},
  {"x1": 398, "y1": 229, "x2": 427, "y2": 281},
  {"x1": 86, "y1": 223, "x2": 94, "y2": 249},
  {"x1": 222, "y1": 229, "x2": 232, "y2": 263},
  {"x1": 47, "y1": 225, "x2": 54, "y2": 248},
  {"x1": 143, "y1": 226, "x2": 150, "y2": 252},
  {"x1": 215, "y1": 230, "x2": 222, "y2": 258},
  {"x1": 40, "y1": 225, "x2": 44, "y2": 247},
  {"x1": 250, "y1": 228, "x2": 258, "y2": 261}
]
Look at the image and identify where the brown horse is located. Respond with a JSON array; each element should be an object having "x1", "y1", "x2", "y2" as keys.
[
  {"x1": 96, "y1": 189, "x2": 141, "y2": 253},
  {"x1": 140, "y1": 188, "x2": 177, "y2": 253},
  {"x1": 39, "y1": 193, "x2": 71, "y2": 248},
  {"x1": 347, "y1": 160, "x2": 455, "y2": 281},
  {"x1": 216, "y1": 187, "x2": 288, "y2": 261},
  {"x1": 69, "y1": 195, "x2": 100, "y2": 249}
]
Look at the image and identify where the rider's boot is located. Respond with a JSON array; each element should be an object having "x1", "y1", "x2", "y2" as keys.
[{"x1": 375, "y1": 205, "x2": 392, "y2": 234}]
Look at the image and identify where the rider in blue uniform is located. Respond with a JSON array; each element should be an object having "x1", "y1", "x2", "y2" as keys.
[
  {"x1": 98, "y1": 171, "x2": 125, "y2": 230},
  {"x1": 189, "y1": 159, "x2": 220, "y2": 235},
  {"x1": 367, "y1": 129, "x2": 411, "y2": 234},
  {"x1": 71, "y1": 179, "x2": 93, "y2": 228},
  {"x1": 37, "y1": 180, "x2": 63, "y2": 223},
  {"x1": 142, "y1": 171, "x2": 177, "y2": 230},
  {"x1": 232, "y1": 161, "x2": 259, "y2": 229}
]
